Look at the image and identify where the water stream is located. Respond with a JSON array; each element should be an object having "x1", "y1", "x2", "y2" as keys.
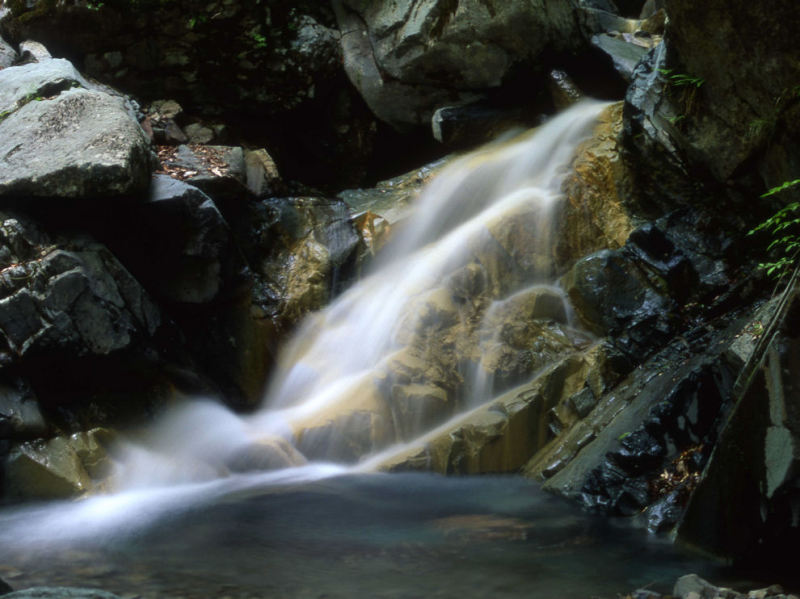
[{"x1": 0, "y1": 101, "x2": 756, "y2": 597}]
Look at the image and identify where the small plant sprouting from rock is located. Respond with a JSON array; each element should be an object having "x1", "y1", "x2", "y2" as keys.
[
  {"x1": 748, "y1": 178, "x2": 800, "y2": 279},
  {"x1": 658, "y1": 68, "x2": 705, "y2": 88}
]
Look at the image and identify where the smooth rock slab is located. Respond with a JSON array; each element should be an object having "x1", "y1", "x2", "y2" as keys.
[{"x1": 0, "y1": 87, "x2": 153, "y2": 198}]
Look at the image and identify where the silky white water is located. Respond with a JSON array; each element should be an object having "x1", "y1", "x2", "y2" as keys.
[
  {"x1": 105, "y1": 99, "x2": 609, "y2": 492},
  {"x1": 0, "y1": 101, "x2": 610, "y2": 550}
]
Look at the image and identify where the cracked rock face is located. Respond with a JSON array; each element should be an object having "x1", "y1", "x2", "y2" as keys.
[
  {"x1": 0, "y1": 60, "x2": 153, "y2": 199},
  {"x1": 333, "y1": 0, "x2": 582, "y2": 127},
  {"x1": 0, "y1": 214, "x2": 160, "y2": 362}
]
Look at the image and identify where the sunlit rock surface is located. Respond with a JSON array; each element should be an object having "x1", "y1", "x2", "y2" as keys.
[
  {"x1": 556, "y1": 102, "x2": 636, "y2": 269},
  {"x1": 0, "y1": 60, "x2": 153, "y2": 198}
]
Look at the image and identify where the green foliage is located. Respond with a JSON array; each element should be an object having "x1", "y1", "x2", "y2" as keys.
[
  {"x1": 748, "y1": 179, "x2": 800, "y2": 279},
  {"x1": 658, "y1": 68, "x2": 705, "y2": 88}
]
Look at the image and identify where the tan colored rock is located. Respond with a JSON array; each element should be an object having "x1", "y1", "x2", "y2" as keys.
[
  {"x1": 390, "y1": 383, "x2": 451, "y2": 441},
  {"x1": 244, "y1": 148, "x2": 282, "y2": 198},
  {"x1": 379, "y1": 345, "x2": 607, "y2": 474},
  {"x1": 555, "y1": 101, "x2": 636, "y2": 271},
  {"x1": 5, "y1": 437, "x2": 92, "y2": 500},
  {"x1": 280, "y1": 237, "x2": 332, "y2": 325},
  {"x1": 3, "y1": 428, "x2": 117, "y2": 500}
]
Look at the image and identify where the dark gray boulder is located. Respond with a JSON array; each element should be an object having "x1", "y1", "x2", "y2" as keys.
[
  {"x1": 333, "y1": 0, "x2": 583, "y2": 127},
  {"x1": 123, "y1": 175, "x2": 244, "y2": 305},
  {"x1": 664, "y1": 0, "x2": 800, "y2": 189},
  {"x1": 0, "y1": 60, "x2": 153, "y2": 199},
  {"x1": 0, "y1": 213, "x2": 160, "y2": 365},
  {"x1": 677, "y1": 286, "x2": 800, "y2": 571}
]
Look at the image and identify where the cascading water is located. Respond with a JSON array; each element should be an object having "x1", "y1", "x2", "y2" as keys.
[
  {"x1": 107, "y1": 99, "x2": 609, "y2": 487},
  {"x1": 0, "y1": 100, "x2": 750, "y2": 599}
]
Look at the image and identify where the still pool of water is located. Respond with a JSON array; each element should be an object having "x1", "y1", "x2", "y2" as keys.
[{"x1": 0, "y1": 472, "x2": 759, "y2": 599}]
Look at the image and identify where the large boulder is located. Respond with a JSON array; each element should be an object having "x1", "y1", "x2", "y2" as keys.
[
  {"x1": 0, "y1": 59, "x2": 154, "y2": 198},
  {"x1": 663, "y1": 0, "x2": 800, "y2": 189},
  {"x1": 333, "y1": 0, "x2": 583, "y2": 127},
  {"x1": 0, "y1": 1, "x2": 378, "y2": 190},
  {"x1": 0, "y1": 214, "x2": 161, "y2": 363},
  {"x1": 624, "y1": 1, "x2": 800, "y2": 212}
]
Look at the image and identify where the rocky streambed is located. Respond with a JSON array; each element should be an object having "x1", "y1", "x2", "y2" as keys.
[{"x1": 0, "y1": 0, "x2": 799, "y2": 596}]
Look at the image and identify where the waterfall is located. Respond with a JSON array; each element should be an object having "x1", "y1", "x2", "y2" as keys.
[{"x1": 109, "y1": 99, "x2": 609, "y2": 490}]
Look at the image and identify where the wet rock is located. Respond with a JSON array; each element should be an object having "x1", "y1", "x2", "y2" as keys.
[
  {"x1": 293, "y1": 378, "x2": 395, "y2": 463},
  {"x1": 0, "y1": 35, "x2": 16, "y2": 69},
  {"x1": 381, "y1": 346, "x2": 609, "y2": 474},
  {"x1": 2, "y1": 588, "x2": 121, "y2": 599},
  {"x1": 646, "y1": 489, "x2": 683, "y2": 533},
  {"x1": 533, "y1": 299, "x2": 765, "y2": 518},
  {"x1": 333, "y1": 0, "x2": 582, "y2": 127},
  {"x1": 548, "y1": 69, "x2": 583, "y2": 110},
  {"x1": 0, "y1": 377, "x2": 45, "y2": 439},
  {"x1": 622, "y1": 42, "x2": 694, "y2": 211},
  {"x1": 390, "y1": 383, "x2": 451, "y2": 441},
  {"x1": 556, "y1": 102, "x2": 636, "y2": 270},
  {"x1": 561, "y1": 248, "x2": 674, "y2": 355},
  {"x1": 0, "y1": 59, "x2": 153, "y2": 198},
  {"x1": 476, "y1": 288, "x2": 577, "y2": 393},
  {"x1": 4, "y1": 437, "x2": 91, "y2": 500},
  {"x1": 0, "y1": 576, "x2": 11, "y2": 594},
  {"x1": 226, "y1": 437, "x2": 307, "y2": 473},
  {"x1": 678, "y1": 290, "x2": 800, "y2": 570},
  {"x1": 338, "y1": 158, "x2": 447, "y2": 226},
  {"x1": 247, "y1": 197, "x2": 361, "y2": 334}
]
